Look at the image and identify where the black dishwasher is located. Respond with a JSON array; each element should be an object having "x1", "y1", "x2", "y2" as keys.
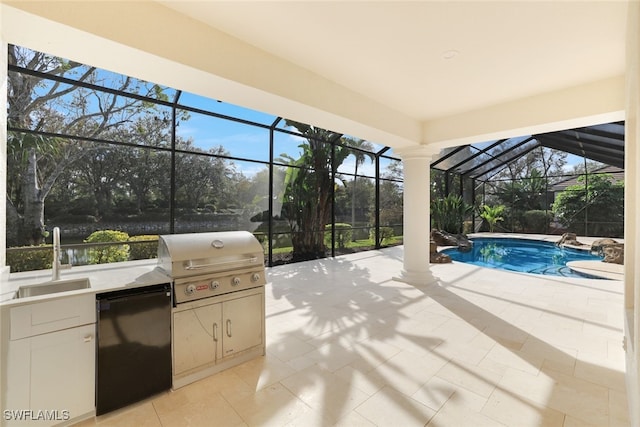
[{"x1": 96, "y1": 283, "x2": 172, "y2": 415}]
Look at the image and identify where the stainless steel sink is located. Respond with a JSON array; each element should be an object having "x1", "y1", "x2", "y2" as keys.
[{"x1": 16, "y1": 278, "x2": 91, "y2": 299}]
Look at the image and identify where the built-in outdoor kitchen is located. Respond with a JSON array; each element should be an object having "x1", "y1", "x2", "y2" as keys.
[{"x1": 0, "y1": 231, "x2": 266, "y2": 426}]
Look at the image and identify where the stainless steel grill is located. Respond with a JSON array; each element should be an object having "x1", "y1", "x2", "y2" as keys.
[
  {"x1": 157, "y1": 231, "x2": 266, "y2": 304},
  {"x1": 159, "y1": 231, "x2": 267, "y2": 389}
]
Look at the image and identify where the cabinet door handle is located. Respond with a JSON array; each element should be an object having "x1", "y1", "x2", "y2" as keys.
[
  {"x1": 226, "y1": 319, "x2": 232, "y2": 337},
  {"x1": 213, "y1": 323, "x2": 218, "y2": 341},
  {"x1": 84, "y1": 335, "x2": 93, "y2": 343}
]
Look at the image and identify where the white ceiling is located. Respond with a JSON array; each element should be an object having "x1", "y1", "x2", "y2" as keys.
[
  {"x1": 159, "y1": 1, "x2": 628, "y2": 122},
  {"x1": 2, "y1": 0, "x2": 629, "y2": 148}
]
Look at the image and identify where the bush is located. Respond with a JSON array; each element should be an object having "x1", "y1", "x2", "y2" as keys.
[
  {"x1": 85, "y1": 230, "x2": 130, "y2": 264},
  {"x1": 324, "y1": 223, "x2": 353, "y2": 249},
  {"x1": 522, "y1": 210, "x2": 553, "y2": 233},
  {"x1": 479, "y1": 204, "x2": 505, "y2": 232},
  {"x1": 553, "y1": 174, "x2": 624, "y2": 237},
  {"x1": 370, "y1": 227, "x2": 394, "y2": 245},
  {"x1": 431, "y1": 194, "x2": 473, "y2": 234},
  {"x1": 128, "y1": 235, "x2": 159, "y2": 260},
  {"x1": 7, "y1": 246, "x2": 52, "y2": 273}
]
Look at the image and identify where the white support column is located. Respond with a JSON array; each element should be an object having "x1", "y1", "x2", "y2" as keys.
[
  {"x1": 625, "y1": 1, "x2": 640, "y2": 425},
  {"x1": 0, "y1": 25, "x2": 8, "y2": 283},
  {"x1": 393, "y1": 145, "x2": 440, "y2": 286}
]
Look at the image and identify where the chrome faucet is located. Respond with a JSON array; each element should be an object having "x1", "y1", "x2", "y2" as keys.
[{"x1": 52, "y1": 227, "x2": 71, "y2": 281}]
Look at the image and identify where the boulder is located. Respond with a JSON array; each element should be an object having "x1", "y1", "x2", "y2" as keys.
[
  {"x1": 430, "y1": 229, "x2": 473, "y2": 252},
  {"x1": 430, "y1": 252, "x2": 452, "y2": 263},
  {"x1": 430, "y1": 229, "x2": 458, "y2": 247},
  {"x1": 456, "y1": 234, "x2": 473, "y2": 252},
  {"x1": 602, "y1": 243, "x2": 624, "y2": 265},
  {"x1": 429, "y1": 239, "x2": 451, "y2": 264},
  {"x1": 556, "y1": 232, "x2": 585, "y2": 247},
  {"x1": 591, "y1": 238, "x2": 619, "y2": 256}
]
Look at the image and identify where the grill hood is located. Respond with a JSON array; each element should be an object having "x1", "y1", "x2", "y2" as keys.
[{"x1": 158, "y1": 231, "x2": 264, "y2": 278}]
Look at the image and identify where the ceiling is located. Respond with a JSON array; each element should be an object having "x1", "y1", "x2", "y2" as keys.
[
  {"x1": 159, "y1": 1, "x2": 627, "y2": 122},
  {"x1": 1, "y1": 1, "x2": 629, "y2": 149}
]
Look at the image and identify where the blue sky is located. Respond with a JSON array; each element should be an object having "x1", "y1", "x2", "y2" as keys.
[{"x1": 174, "y1": 90, "x2": 390, "y2": 179}]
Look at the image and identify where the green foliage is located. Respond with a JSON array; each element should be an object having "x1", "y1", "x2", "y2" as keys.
[
  {"x1": 7, "y1": 246, "x2": 52, "y2": 273},
  {"x1": 552, "y1": 174, "x2": 624, "y2": 237},
  {"x1": 431, "y1": 194, "x2": 473, "y2": 234},
  {"x1": 128, "y1": 235, "x2": 159, "y2": 260},
  {"x1": 493, "y1": 168, "x2": 550, "y2": 230},
  {"x1": 377, "y1": 174, "x2": 403, "y2": 228},
  {"x1": 324, "y1": 223, "x2": 353, "y2": 249},
  {"x1": 85, "y1": 230, "x2": 130, "y2": 264},
  {"x1": 522, "y1": 210, "x2": 553, "y2": 233},
  {"x1": 279, "y1": 122, "x2": 351, "y2": 260},
  {"x1": 370, "y1": 227, "x2": 394, "y2": 246},
  {"x1": 479, "y1": 205, "x2": 505, "y2": 232}
]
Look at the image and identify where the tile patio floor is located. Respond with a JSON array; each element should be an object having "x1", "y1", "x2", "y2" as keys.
[{"x1": 78, "y1": 243, "x2": 629, "y2": 426}]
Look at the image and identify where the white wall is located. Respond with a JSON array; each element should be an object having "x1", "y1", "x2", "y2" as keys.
[
  {"x1": 0, "y1": 29, "x2": 7, "y2": 279},
  {"x1": 624, "y1": 1, "x2": 640, "y2": 425},
  {"x1": 423, "y1": 77, "x2": 625, "y2": 149}
]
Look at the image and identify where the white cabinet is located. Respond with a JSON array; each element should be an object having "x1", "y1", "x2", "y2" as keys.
[
  {"x1": 172, "y1": 287, "x2": 265, "y2": 387},
  {"x1": 222, "y1": 293, "x2": 263, "y2": 357},
  {"x1": 2, "y1": 294, "x2": 96, "y2": 426},
  {"x1": 173, "y1": 301, "x2": 221, "y2": 374}
]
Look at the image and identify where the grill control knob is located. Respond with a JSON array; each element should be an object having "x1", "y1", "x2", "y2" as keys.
[
  {"x1": 232, "y1": 277, "x2": 241, "y2": 286},
  {"x1": 210, "y1": 281, "x2": 220, "y2": 290},
  {"x1": 185, "y1": 284, "x2": 196, "y2": 295},
  {"x1": 251, "y1": 273, "x2": 261, "y2": 282}
]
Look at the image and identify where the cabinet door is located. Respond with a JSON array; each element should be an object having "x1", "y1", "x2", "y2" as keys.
[
  {"x1": 29, "y1": 324, "x2": 95, "y2": 425},
  {"x1": 173, "y1": 302, "x2": 222, "y2": 375},
  {"x1": 222, "y1": 293, "x2": 263, "y2": 357}
]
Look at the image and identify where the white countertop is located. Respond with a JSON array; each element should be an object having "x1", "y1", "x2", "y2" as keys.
[{"x1": 0, "y1": 259, "x2": 172, "y2": 306}]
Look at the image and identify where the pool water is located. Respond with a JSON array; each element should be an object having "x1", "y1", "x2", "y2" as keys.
[{"x1": 441, "y1": 238, "x2": 604, "y2": 278}]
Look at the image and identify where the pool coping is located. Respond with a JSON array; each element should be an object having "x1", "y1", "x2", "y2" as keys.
[{"x1": 567, "y1": 260, "x2": 624, "y2": 280}]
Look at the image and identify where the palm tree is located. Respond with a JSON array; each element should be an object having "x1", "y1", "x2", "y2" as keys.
[
  {"x1": 279, "y1": 121, "x2": 350, "y2": 261},
  {"x1": 480, "y1": 204, "x2": 505, "y2": 232}
]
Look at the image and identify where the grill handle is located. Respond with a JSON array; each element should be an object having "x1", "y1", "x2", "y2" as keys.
[{"x1": 184, "y1": 256, "x2": 258, "y2": 270}]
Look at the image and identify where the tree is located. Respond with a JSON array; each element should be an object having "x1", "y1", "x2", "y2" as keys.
[
  {"x1": 488, "y1": 147, "x2": 567, "y2": 230},
  {"x1": 279, "y1": 122, "x2": 350, "y2": 261},
  {"x1": 552, "y1": 173, "x2": 624, "y2": 237},
  {"x1": 377, "y1": 160, "x2": 403, "y2": 232},
  {"x1": 343, "y1": 139, "x2": 375, "y2": 240},
  {"x1": 117, "y1": 115, "x2": 175, "y2": 214},
  {"x1": 8, "y1": 45, "x2": 168, "y2": 244},
  {"x1": 491, "y1": 146, "x2": 567, "y2": 182},
  {"x1": 493, "y1": 168, "x2": 549, "y2": 230}
]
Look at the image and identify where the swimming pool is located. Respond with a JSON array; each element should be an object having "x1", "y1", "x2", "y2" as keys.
[{"x1": 441, "y1": 237, "x2": 604, "y2": 278}]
